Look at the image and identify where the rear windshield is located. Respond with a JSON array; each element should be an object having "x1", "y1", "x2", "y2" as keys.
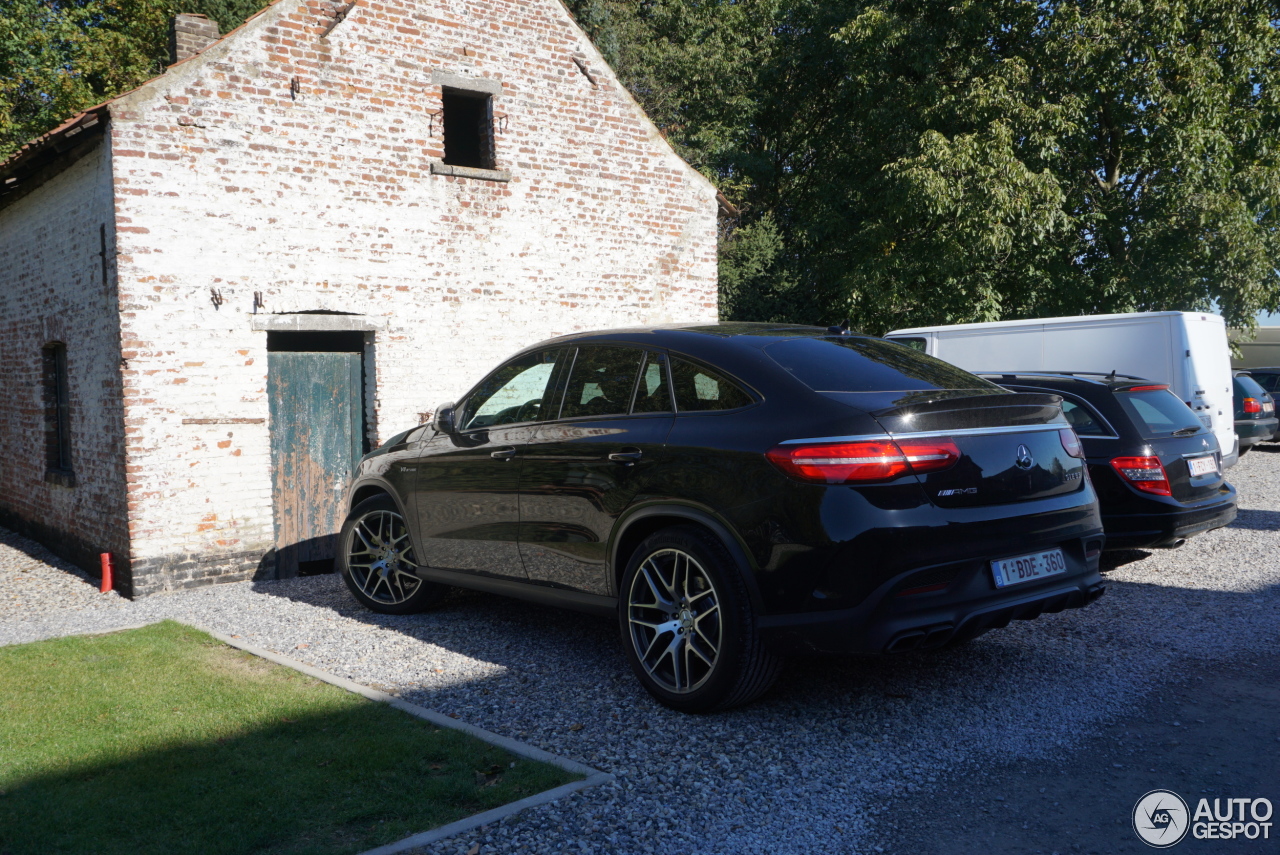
[
  {"x1": 1234, "y1": 374, "x2": 1269, "y2": 399},
  {"x1": 764, "y1": 336, "x2": 1003, "y2": 393},
  {"x1": 1116, "y1": 389, "x2": 1202, "y2": 438}
]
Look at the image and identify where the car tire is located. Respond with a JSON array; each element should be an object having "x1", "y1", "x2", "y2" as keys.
[
  {"x1": 338, "y1": 495, "x2": 447, "y2": 614},
  {"x1": 618, "y1": 525, "x2": 782, "y2": 713}
]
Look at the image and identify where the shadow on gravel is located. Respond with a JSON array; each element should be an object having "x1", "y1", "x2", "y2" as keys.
[
  {"x1": 1228, "y1": 507, "x2": 1280, "y2": 531},
  {"x1": 1100, "y1": 549, "x2": 1152, "y2": 572},
  {"x1": 239, "y1": 566, "x2": 1280, "y2": 854},
  {"x1": 247, "y1": 569, "x2": 1280, "y2": 734},
  {"x1": 0, "y1": 527, "x2": 99, "y2": 588}
]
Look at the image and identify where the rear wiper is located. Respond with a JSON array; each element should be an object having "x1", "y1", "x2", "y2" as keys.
[{"x1": 1171, "y1": 426, "x2": 1201, "y2": 436}]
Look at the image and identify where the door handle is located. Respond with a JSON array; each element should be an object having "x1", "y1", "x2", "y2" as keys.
[
  {"x1": 608, "y1": 450, "x2": 643, "y2": 465},
  {"x1": 491, "y1": 448, "x2": 517, "y2": 460}
]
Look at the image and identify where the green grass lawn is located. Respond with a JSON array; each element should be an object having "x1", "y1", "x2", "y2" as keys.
[{"x1": 0, "y1": 621, "x2": 577, "y2": 855}]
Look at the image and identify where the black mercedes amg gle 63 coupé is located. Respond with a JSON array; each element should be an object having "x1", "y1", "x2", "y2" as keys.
[{"x1": 338, "y1": 324, "x2": 1107, "y2": 712}]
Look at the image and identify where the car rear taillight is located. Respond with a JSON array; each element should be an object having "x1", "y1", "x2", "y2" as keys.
[
  {"x1": 1123, "y1": 384, "x2": 1169, "y2": 392},
  {"x1": 1242, "y1": 397, "x2": 1262, "y2": 415},
  {"x1": 1110, "y1": 456, "x2": 1172, "y2": 496},
  {"x1": 1059, "y1": 428, "x2": 1084, "y2": 459},
  {"x1": 766, "y1": 438, "x2": 960, "y2": 484}
]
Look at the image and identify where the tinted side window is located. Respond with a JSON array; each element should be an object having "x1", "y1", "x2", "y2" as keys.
[
  {"x1": 561, "y1": 346, "x2": 645, "y2": 419},
  {"x1": 671, "y1": 357, "x2": 753, "y2": 412},
  {"x1": 461, "y1": 350, "x2": 561, "y2": 430},
  {"x1": 1060, "y1": 398, "x2": 1110, "y2": 437},
  {"x1": 890, "y1": 337, "x2": 928, "y2": 353},
  {"x1": 631, "y1": 351, "x2": 673, "y2": 414}
]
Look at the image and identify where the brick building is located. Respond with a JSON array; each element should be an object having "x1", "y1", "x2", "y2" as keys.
[{"x1": 0, "y1": 1, "x2": 719, "y2": 597}]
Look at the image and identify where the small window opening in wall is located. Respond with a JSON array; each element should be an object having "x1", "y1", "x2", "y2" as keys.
[
  {"x1": 42, "y1": 342, "x2": 72, "y2": 474},
  {"x1": 441, "y1": 87, "x2": 494, "y2": 169}
]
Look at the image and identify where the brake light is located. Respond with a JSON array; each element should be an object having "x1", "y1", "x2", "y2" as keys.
[
  {"x1": 1243, "y1": 397, "x2": 1262, "y2": 414},
  {"x1": 766, "y1": 438, "x2": 960, "y2": 484},
  {"x1": 1059, "y1": 428, "x2": 1084, "y2": 459},
  {"x1": 1123, "y1": 384, "x2": 1169, "y2": 392},
  {"x1": 1110, "y1": 456, "x2": 1171, "y2": 496}
]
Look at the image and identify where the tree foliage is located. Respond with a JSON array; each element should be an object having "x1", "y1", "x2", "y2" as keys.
[
  {"x1": 569, "y1": 0, "x2": 1280, "y2": 333},
  {"x1": 5, "y1": 0, "x2": 1278, "y2": 333},
  {"x1": 0, "y1": 0, "x2": 267, "y2": 160}
]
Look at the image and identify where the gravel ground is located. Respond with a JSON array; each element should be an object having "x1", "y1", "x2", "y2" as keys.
[{"x1": 3, "y1": 448, "x2": 1278, "y2": 855}]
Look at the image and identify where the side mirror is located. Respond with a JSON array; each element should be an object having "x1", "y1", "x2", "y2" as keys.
[{"x1": 432, "y1": 402, "x2": 456, "y2": 434}]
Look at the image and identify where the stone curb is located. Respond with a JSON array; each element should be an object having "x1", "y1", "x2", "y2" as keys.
[{"x1": 196, "y1": 626, "x2": 615, "y2": 855}]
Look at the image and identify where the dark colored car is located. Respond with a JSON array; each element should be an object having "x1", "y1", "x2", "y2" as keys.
[
  {"x1": 1243, "y1": 367, "x2": 1280, "y2": 442},
  {"x1": 1243, "y1": 367, "x2": 1280, "y2": 400},
  {"x1": 1232, "y1": 371, "x2": 1278, "y2": 453},
  {"x1": 980, "y1": 373, "x2": 1237, "y2": 550},
  {"x1": 339, "y1": 324, "x2": 1106, "y2": 712}
]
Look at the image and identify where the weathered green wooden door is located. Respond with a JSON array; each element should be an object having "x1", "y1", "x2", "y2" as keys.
[{"x1": 268, "y1": 351, "x2": 363, "y2": 577}]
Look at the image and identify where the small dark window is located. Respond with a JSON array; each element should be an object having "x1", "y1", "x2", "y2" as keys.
[
  {"x1": 891, "y1": 336, "x2": 928, "y2": 353},
  {"x1": 42, "y1": 343, "x2": 72, "y2": 473},
  {"x1": 441, "y1": 88, "x2": 493, "y2": 169},
  {"x1": 561, "y1": 346, "x2": 645, "y2": 420},
  {"x1": 631, "y1": 352, "x2": 673, "y2": 414},
  {"x1": 671, "y1": 357, "x2": 753, "y2": 412}
]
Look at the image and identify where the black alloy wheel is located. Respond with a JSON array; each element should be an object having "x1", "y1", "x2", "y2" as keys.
[
  {"x1": 619, "y1": 525, "x2": 782, "y2": 712},
  {"x1": 339, "y1": 495, "x2": 447, "y2": 614}
]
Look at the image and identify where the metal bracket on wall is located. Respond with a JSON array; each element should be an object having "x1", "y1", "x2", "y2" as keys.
[
  {"x1": 210, "y1": 288, "x2": 224, "y2": 309},
  {"x1": 320, "y1": 0, "x2": 358, "y2": 39},
  {"x1": 572, "y1": 54, "x2": 598, "y2": 88}
]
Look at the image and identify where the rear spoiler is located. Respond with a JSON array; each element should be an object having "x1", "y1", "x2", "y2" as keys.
[{"x1": 870, "y1": 392, "x2": 1065, "y2": 434}]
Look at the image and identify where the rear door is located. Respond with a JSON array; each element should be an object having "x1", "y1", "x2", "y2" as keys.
[
  {"x1": 1113, "y1": 387, "x2": 1225, "y2": 502},
  {"x1": 1180, "y1": 314, "x2": 1236, "y2": 462},
  {"x1": 886, "y1": 421, "x2": 1085, "y2": 510},
  {"x1": 518, "y1": 346, "x2": 674, "y2": 596}
]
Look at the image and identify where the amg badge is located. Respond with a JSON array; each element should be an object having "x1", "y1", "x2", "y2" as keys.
[{"x1": 937, "y1": 487, "x2": 978, "y2": 496}]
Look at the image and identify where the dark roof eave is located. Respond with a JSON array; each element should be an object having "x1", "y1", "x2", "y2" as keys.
[{"x1": 0, "y1": 105, "x2": 111, "y2": 212}]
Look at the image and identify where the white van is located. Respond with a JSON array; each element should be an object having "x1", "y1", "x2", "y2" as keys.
[{"x1": 885, "y1": 311, "x2": 1239, "y2": 467}]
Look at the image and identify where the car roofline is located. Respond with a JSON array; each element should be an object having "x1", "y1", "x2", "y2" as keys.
[{"x1": 977, "y1": 371, "x2": 1149, "y2": 386}]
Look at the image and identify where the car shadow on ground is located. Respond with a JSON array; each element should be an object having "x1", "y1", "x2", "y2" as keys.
[
  {"x1": 1229, "y1": 507, "x2": 1280, "y2": 531},
  {"x1": 247, "y1": 568, "x2": 1280, "y2": 746},
  {"x1": 242, "y1": 562, "x2": 1278, "y2": 853}
]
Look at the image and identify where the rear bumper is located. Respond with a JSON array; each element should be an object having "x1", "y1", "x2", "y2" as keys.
[
  {"x1": 1101, "y1": 488, "x2": 1237, "y2": 550},
  {"x1": 1236, "y1": 418, "x2": 1279, "y2": 449},
  {"x1": 758, "y1": 535, "x2": 1105, "y2": 655}
]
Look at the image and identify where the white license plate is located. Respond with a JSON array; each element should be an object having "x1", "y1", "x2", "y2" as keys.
[
  {"x1": 1188, "y1": 455, "x2": 1218, "y2": 477},
  {"x1": 1198, "y1": 414, "x2": 1213, "y2": 429},
  {"x1": 991, "y1": 549, "x2": 1068, "y2": 588}
]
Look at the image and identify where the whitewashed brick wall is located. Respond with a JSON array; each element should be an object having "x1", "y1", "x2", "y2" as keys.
[
  {"x1": 0, "y1": 142, "x2": 131, "y2": 577},
  {"x1": 106, "y1": 0, "x2": 719, "y2": 594}
]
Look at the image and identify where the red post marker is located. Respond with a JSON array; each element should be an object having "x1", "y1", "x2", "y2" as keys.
[{"x1": 99, "y1": 553, "x2": 113, "y2": 594}]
